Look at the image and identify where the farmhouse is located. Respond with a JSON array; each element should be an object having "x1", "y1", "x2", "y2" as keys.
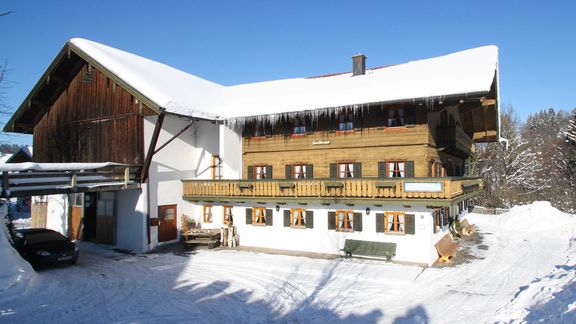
[{"x1": 4, "y1": 39, "x2": 499, "y2": 265}]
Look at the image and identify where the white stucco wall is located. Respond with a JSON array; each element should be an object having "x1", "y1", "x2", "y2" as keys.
[
  {"x1": 44, "y1": 195, "x2": 68, "y2": 235},
  {"x1": 116, "y1": 189, "x2": 148, "y2": 253},
  {"x1": 219, "y1": 124, "x2": 242, "y2": 179},
  {"x1": 193, "y1": 202, "x2": 449, "y2": 265},
  {"x1": 144, "y1": 114, "x2": 224, "y2": 248}
]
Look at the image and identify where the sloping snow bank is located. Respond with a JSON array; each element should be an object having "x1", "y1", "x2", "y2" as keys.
[
  {"x1": 492, "y1": 201, "x2": 576, "y2": 322},
  {"x1": 0, "y1": 203, "x2": 36, "y2": 291}
]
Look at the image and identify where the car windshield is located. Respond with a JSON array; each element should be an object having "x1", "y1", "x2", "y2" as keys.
[{"x1": 25, "y1": 231, "x2": 67, "y2": 245}]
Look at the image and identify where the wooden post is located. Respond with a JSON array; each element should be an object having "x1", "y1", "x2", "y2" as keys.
[
  {"x1": 124, "y1": 167, "x2": 130, "y2": 188},
  {"x1": 71, "y1": 173, "x2": 78, "y2": 192},
  {"x1": 2, "y1": 172, "x2": 9, "y2": 197}
]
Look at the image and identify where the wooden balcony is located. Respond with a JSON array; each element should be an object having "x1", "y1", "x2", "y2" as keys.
[
  {"x1": 182, "y1": 177, "x2": 482, "y2": 206},
  {"x1": 436, "y1": 126, "x2": 474, "y2": 158}
]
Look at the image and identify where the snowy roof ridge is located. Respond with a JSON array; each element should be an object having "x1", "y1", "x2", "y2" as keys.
[{"x1": 69, "y1": 38, "x2": 498, "y2": 122}]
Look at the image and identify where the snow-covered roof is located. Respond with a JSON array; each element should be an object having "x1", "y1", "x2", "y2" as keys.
[
  {"x1": 0, "y1": 162, "x2": 124, "y2": 172},
  {"x1": 69, "y1": 39, "x2": 498, "y2": 122},
  {"x1": 69, "y1": 39, "x2": 225, "y2": 120}
]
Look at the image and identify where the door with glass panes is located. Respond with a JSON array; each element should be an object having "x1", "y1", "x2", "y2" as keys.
[{"x1": 158, "y1": 205, "x2": 177, "y2": 242}]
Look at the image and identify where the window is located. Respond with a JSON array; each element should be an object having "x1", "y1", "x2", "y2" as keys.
[
  {"x1": 253, "y1": 207, "x2": 267, "y2": 225},
  {"x1": 338, "y1": 110, "x2": 354, "y2": 131},
  {"x1": 387, "y1": 161, "x2": 406, "y2": 178},
  {"x1": 385, "y1": 211, "x2": 405, "y2": 233},
  {"x1": 387, "y1": 108, "x2": 404, "y2": 127},
  {"x1": 255, "y1": 165, "x2": 268, "y2": 179},
  {"x1": 338, "y1": 162, "x2": 355, "y2": 178},
  {"x1": 212, "y1": 155, "x2": 223, "y2": 180},
  {"x1": 291, "y1": 208, "x2": 306, "y2": 227},
  {"x1": 432, "y1": 207, "x2": 449, "y2": 232},
  {"x1": 203, "y1": 205, "x2": 213, "y2": 223},
  {"x1": 72, "y1": 193, "x2": 83, "y2": 206},
  {"x1": 254, "y1": 121, "x2": 269, "y2": 137},
  {"x1": 223, "y1": 206, "x2": 233, "y2": 225},
  {"x1": 292, "y1": 117, "x2": 306, "y2": 136},
  {"x1": 293, "y1": 163, "x2": 307, "y2": 179},
  {"x1": 336, "y1": 210, "x2": 353, "y2": 231}
]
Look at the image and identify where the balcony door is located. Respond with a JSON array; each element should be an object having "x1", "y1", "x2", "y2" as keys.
[{"x1": 158, "y1": 205, "x2": 177, "y2": 242}]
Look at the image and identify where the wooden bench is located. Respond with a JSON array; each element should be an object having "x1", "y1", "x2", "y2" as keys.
[
  {"x1": 341, "y1": 239, "x2": 396, "y2": 262},
  {"x1": 434, "y1": 234, "x2": 460, "y2": 264},
  {"x1": 459, "y1": 219, "x2": 475, "y2": 236}
]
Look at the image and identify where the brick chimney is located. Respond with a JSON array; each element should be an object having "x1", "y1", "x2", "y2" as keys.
[{"x1": 352, "y1": 54, "x2": 367, "y2": 76}]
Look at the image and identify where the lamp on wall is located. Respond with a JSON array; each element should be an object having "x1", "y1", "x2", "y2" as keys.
[
  {"x1": 365, "y1": 207, "x2": 371, "y2": 215},
  {"x1": 275, "y1": 205, "x2": 280, "y2": 212}
]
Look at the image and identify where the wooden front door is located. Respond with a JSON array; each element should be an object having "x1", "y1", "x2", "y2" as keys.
[
  {"x1": 158, "y1": 205, "x2": 177, "y2": 242},
  {"x1": 70, "y1": 194, "x2": 83, "y2": 240}
]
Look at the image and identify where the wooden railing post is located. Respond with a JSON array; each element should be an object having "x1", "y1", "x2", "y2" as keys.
[
  {"x1": 124, "y1": 167, "x2": 130, "y2": 189},
  {"x1": 71, "y1": 172, "x2": 78, "y2": 192}
]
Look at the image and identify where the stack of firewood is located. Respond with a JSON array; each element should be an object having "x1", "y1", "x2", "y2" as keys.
[{"x1": 221, "y1": 225, "x2": 239, "y2": 247}]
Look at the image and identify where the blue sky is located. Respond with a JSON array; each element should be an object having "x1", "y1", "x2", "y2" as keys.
[{"x1": 1, "y1": 0, "x2": 575, "y2": 145}]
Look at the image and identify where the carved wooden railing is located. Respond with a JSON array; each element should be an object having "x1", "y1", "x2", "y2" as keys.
[{"x1": 182, "y1": 177, "x2": 482, "y2": 201}]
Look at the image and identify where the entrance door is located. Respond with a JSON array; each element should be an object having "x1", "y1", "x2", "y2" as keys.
[
  {"x1": 158, "y1": 205, "x2": 177, "y2": 242},
  {"x1": 70, "y1": 194, "x2": 84, "y2": 240},
  {"x1": 96, "y1": 195, "x2": 115, "y2": 244}
]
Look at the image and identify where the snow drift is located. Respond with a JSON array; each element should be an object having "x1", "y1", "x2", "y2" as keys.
[{"x1": 0, "y1": 203, "x2": 36, "y2": 291}]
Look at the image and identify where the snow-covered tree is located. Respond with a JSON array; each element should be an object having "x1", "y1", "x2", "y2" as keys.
[{"x1": 475, "y1": 106, "x2": 544, "y2": 208}]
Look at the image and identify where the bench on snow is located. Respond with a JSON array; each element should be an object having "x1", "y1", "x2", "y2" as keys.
[
  {"x1": 459, "y1": 219, "x2": 475, "y2": 236},
  {"x1": 341, "y1": 239, "x2": 396, "y2": 262},
  {"x1": 434, "y1": 234, "x2": 460, "y2": 264}
]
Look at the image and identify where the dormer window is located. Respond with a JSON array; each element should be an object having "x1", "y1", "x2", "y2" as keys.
[{"x1": 338, "y1": 110, "x2": 354, "y2": 131}]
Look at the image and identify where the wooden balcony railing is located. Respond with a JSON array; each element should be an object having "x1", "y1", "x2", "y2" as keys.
[{"x1": 182, "y1": 177, "x2": 482, "y2": 203}]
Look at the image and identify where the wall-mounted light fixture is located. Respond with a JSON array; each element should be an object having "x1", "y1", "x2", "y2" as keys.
[
  {"x1": 365, "y1": 207, "x2": 371, "y2": 215},
  {"x1": 275, "y1": 205, "x2": 280, "y2": 212}
]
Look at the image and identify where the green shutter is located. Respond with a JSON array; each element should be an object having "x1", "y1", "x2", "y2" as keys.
[
  {"x1": 266, "y1": 209, "x2": 273, "y2": 226},
  {"x1": 376, "y1": 213, "x2": 385, "y2": 233},
  {"x1": 378, "y1": 161, "x2": 387, "y2": 178},
  {"x1": 285, "y1": 165, "x2": 292, "y2": 179},
  {"x1": 265, "y1": 123, "x2": 272, "y2": 137},
  {"x1": 428, "y1": 161, "x2": 433, "y2": 177},
  {"x1": 305, "y1": 118, "x2": 314, "y2": 134},
  {"x1": 353, "y1": 212, "x2": 363, "y2": 232},
  {"x1": 330, "y1": 163, "x2": 337, "y2": 179},
  {"x1": 306, "y1": 164, "x2": 313, "y2": 179},
  {"x1": 328, "y1": 211, "x2": 336, "y2": 230},
  {"x1": 406, "y1": 161, "x2": 414, "y2": 178},
  {"x1": 354, "y1": 163, "x2": 362, "y2": 178},
  {"x1": 247, "y1": 166, "x2": 254, "y2": 179},
  {"x1": 305, "y1": 211, "x2": 314, "y2": 228},
  {"x1": 246, "y1": 208, "x2": 253, "y2": 224},
  {"x1": 266, "y1": 165, "x2": 273, "y2": 179},
  {"x1": 283, "y1": 210, "x2": 291, "y2": 227},
  {"x1": 407, "y1": 106, "x2": 416, "y2": 125},
  {"x1": 405, "y1": 214, "x2": 415, "y2": 234}
]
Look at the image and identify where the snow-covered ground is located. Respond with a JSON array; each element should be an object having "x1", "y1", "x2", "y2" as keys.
[{"x1": 0, "y1": 201, "x2": 574, "y2": 323}]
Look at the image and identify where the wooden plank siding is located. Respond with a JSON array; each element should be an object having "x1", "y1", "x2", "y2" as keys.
[
  {"x1": 242, "y1": 104, "x2": 471, "y2": 179},
  {"x1": 33, "y1": 63, "x2": 155, "y2": 164}
]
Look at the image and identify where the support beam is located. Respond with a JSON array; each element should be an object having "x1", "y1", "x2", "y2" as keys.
[
  {"x1": 153, "y1": 119, "x2": 195, "y2": 155},
  {"x1": 140, "y1": 110, "x2": 166, "y2": 183}
]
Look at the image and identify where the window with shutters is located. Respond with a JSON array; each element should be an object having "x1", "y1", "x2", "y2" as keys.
[
  {"x1": 292, "y1": 117, "x2": 306, "y2": 136},
  {"x1": 335, "y1": 210, "x2": 353, "y2": 231},
  {"x1": 337, "y1": 109, "x2": 354, "y2": 132},
  {"x1": 387, "y1": 161, "x2": 406, "y2": 178},
  {"x1": 254, "y1": 165, "x2": 268, "y2": 179},
  {"x1": 203, "y1": 205, "x2": 213, "y2": 223},
  {"x1": 292, "y1": 163, "x2": 308, "y2": 179},
  {"x1": 385, "y1": 211, "x2": 405, "y2": 234},
  {"x1": 338, "y1": 162, "x2": 355, "y2": 178},
  {"x1": 253, "y1": 207, "x2": 267, "y2": 225},
  {"x1": 223, "y1": 206, "x2": 233, "y2": 225},
  {"x1": 290, "y1": 208, "x2": 306, "y2": 228}
]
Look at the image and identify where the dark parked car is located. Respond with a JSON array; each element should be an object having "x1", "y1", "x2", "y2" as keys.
[{"x1": 13, "y1": 228, "x2": 79, "y2": 268}]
